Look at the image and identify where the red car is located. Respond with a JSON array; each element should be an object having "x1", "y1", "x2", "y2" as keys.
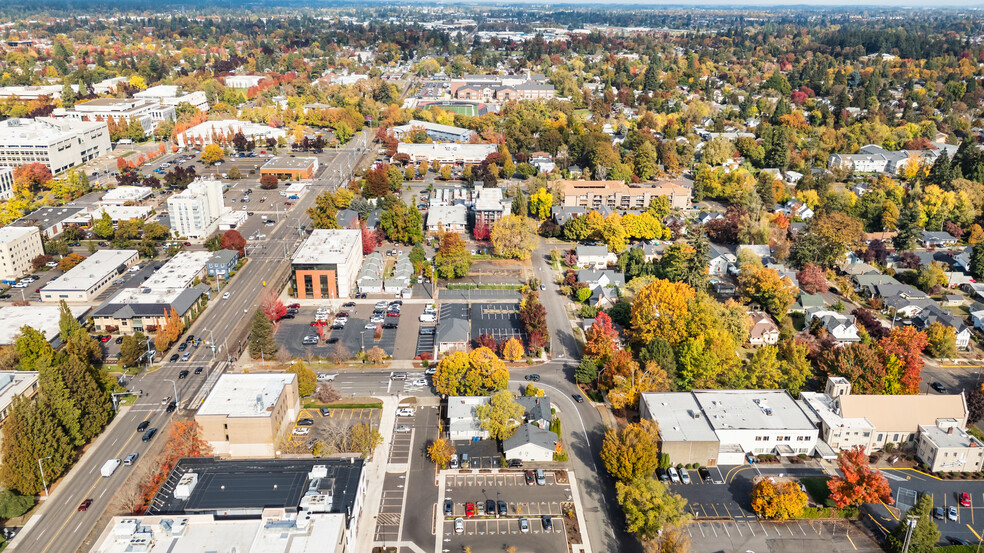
[
  {"x1": 284, "y1": 202, "x2": 293, "y2": 206},
  {"x1": 310, "y1": 321, "x2": 327, "y2": 326},
  {"x1": 387, "y1": 311, "x2": 400, "y2": 317},
  {"x1": 288, "y1": 303, "x2": 300, "y2": 309},
  {"x1": 961, "y1": 492, "x2": 971, "y2": 507},
  {"x1": 99, "y1": 335, "x2": 111, "y2": 342},
  {"x1": 465, "y1": 502, "x2": 476, "y2": 518},
  {"x1": 78, "y1": 498, "x2": 93, "y2": 511}
]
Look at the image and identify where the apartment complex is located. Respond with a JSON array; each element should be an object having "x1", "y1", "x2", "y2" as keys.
[
  {"x1": 0, "y1": 166, "x2": 12, "y2": 200},
  {"x1": 450, "y1": 73, "x2": 555, "y2": 102},
  {"x1": 0, "y1": 117, "x2": 111, "y2": 174},
  {"x1": 166, "y1": 179, "x2": 228, "y2": 238},
  {"x1": 175, "y1": 119, "x2": 284, "y2": 148},
  {"x1": 195, "y1": 374, "x2": 300, "y2": 458},
  {"x1": 291, "y1": 229, "x2": 363, "y2": 300},
  {"x1": 57, "y1": 97, "x2": 175, "y2": 135},
  {"x1": 0, "y1": 226, "x2": 42, "y2": 281},
  {"x1": 558, "y1": 179, "x2": 692, "y2": 211},
  {"x1": 40, "y1": 249, "x2": 139, "y2": 303}
]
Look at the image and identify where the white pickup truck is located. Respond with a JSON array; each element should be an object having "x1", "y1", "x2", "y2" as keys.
[{"x1": 101, "y1": 458, "x2": 121, "y2": 477}]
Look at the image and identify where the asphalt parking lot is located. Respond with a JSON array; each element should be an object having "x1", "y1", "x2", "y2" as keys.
[
  {"x1": 286, "y1": 407, "x2": 381, "y2": 449},
  {"x1": 469, "y1": 302, "x2": 526, "y2": 343},
  {"x1": 686, "y1": 519, "x2": 881, "y2": 553},
  {"x1": 441, "y1": 469, "x2": 572, "y2": 553},
  {"x1": 440, "y1": 289, "x2": 522, "y2": 301},
  {"x1": 0, "y1": 266, "x2": 62, "y2": 302},
  {"x1": 450, "y1": 439, "x2": 501, "y2": 469},
  {"x1": 277, "y1": 303, "x2": 426, "y2": 360}
]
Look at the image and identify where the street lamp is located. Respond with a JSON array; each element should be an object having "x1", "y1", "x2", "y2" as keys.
[
  {"x1": 164, "y1": 379, "x2": 179, "y2": 408},
  {"x1": 37, "y1": 456, "x2": 52, "y2": 497}
]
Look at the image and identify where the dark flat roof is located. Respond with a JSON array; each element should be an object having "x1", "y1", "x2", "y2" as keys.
[{"x1": 148, "y1": 457, "x2": 364, "y2": 518}]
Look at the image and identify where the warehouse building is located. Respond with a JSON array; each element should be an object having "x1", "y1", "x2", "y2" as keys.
[{"x1": 40, "y1": 249, "x2": 139, "y2": 303}]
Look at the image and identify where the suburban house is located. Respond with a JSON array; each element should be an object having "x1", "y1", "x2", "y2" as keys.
[
  {"x1": 919, "y1": 230, "x2": 958, "y2": 248},
  {"x1": 503, "y1": 424, "x2": 557, "y2": 462},
  {"x1": 748, "y1": 312, "x2": 780, "y2": 346},
  {"x1": 447, "y1": 396, "x2": 490, "y2": 441},
  {"x1": 876, "y1": 284, "x2": 935, "y2": 318},
  {"x1": 789, "y1": 293, "x2": 825, "y2": 314},
  {"x1": 516, "y1": 396, "x2": 552, "y2": 428},
  {"x1": 806, "y1": 308, "x2": 861, "y2": 345},
  {"x1": 708, "y1": 244, "x2": 736, "y2": 276},
  {"x1": 576, "y1": 245, "x2": 616, "y2": 269},
  {"x1": 435, "y1": 318, "x2": 470, "y2": 356},
  {"x1": 912, "y1": 304, "x2": 972, "y2": 350}
]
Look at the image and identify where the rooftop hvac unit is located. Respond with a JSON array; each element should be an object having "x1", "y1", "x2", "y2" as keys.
[
  {"x1": 309, "y1": 465, "x2": 328, "y2": 479},
  {"x1": 174, "y1": 473, "x2": 199, "y2": 500}
]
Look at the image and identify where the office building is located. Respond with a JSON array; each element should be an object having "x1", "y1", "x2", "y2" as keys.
[
  {"x1": 167, "y1": 179, "x2": 228, "y2": 239},
  {"x1": 40, "y1": 249, "x2": 139, "y2": 303},
  {"x1": 90, "y1": 285, "x2": 209, "y2": 335},
  {"x1": 395, "y1": 143, "x2": 496, "y2": 164},
  {"x1": 9, "y1": 206, "x2": 88, "y2": 239},
  {"x1": 175, "y1": 120, "x2": 284, "y2": 148},
  {"x1": 260, "y1": 157, "x2": 319, "y2": 181},
  {"x1": 0, "y1": 226, "x2": 42, "y2": 282},
  {"x1": 391, "y1": 120, "x2": 475, "y2": 142},
  {"x1": 291, "y1": 230, "x2": 362, "y2": 300},
  {"x1": 196, "y1": 374, "x2": 300, "y2": 458},
  {"x1": 99, "y1": 186, "x2": 154, "y2": 205},
  {"x1": 0, "y1": 166, "x2": 12, "y2": 200},
  {"x1": 224, "y1": 75, "x2": 267, "y2": 89},
  {"x1": 143, "y1": 251, "x2": 213, "y2": 289},
  {"x1": 0, "y1": 117, "x2": 110, "y2": 174},
  {"x1": 56, "y1": 97, "x2": 175, "y2": 135},
  {"x1": 134, "y1": 85, "x2": 210, "y2": 112},
  {"x1": 0, "y1": 304, "x2": 89, "y2": 345},
  {"x1": 917, "y1": 424, "x2": 984, "y2": 473}
]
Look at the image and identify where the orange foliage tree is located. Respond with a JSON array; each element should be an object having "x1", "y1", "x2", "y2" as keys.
[
  {"x1": 584, "y1": 312, "x2": 619, "y2": 363},
  {"x1": 135, "y1": 421, "x2": 212, "y2": 513},
  {"x1": 827, "y1": 446, "x2": 893, "y2": 508}
]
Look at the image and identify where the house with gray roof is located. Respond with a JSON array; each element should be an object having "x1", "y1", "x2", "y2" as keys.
[
  {"x1": 516, "y1": 395, "x2": 552, "y2": 428},
  {"x1": 919, "y1": 230, "x2": 958, "y2": 248},
  {"x1": 576, "y1": 244, "x2": 615, "y2": 269},
  {"x1": 503, "y1": 424, "x2": 557, "y2": 462},
  {"x1": 853, "y1": 274, "x2": 901, "y2": 297},
  {"x1": 206, "y1": 249, "x2": 239, "y2": 279},
  {"x1": 709, "y1": 243, "x2": 736, "y2": 276},
  {"x1": 913, "y1": 304, "x2": 972, "y2": 350},
  {"x1": 447, "y1": 396, "x2": 490, "y2": 441},
  {"x1": 876, "y1": 284, "x2": 935, "y2": 318},
  {"x1": 436, "y1": 317, "x2": 470, "y2": 356},
  {"x1": 553, "y1": 205, "x2": 586, "y2": 226},
  {"x1": 91, "y1": 284, "x2": 209, "y2": 334},
  {"x1": 336, "y1": 209, "x2": 359, "y2": 230},
  {"x1": 426, "y1": 204, "x2": 468, "y2": 233},
  {"x1": 806, "y1": 308, "x2": 861, "y2": 345},
  {"x1": 790, "y1": 293, "x2": 825, "y2": 314}
]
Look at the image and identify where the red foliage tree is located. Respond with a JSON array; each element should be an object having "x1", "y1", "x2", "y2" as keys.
[
  {"x1": 136, "y1": 421, "x2": 211, "y2": 513},
  {"x1": 814, "y1": 342, "x2": 886, "y2": 394},
  {"x1": 584, "y1": 312, "x2": 618, "y2": 362},
  {"x1": 473, "y1": 220, "x2": 490, "y2": 241},
  {"x1": 879, "y1": 326, "x2": 929, "y2": 395},
  {"x1": 796, "y1": 263, "x2": 828, "y2": 294},
  {"x1": 364, "y1": 165, "x2": 391, "y2": 198},
  {"x1": 362, "y1": 224, "x2": 379, "y2": 255},
  {"x1": 14, "y1": 162, "x2": 52, "y2": 192},
  {"x1": 474, "y1": 333, "x2": 499, "y2": 352},
  {"x1": 261, "y1": 291, "x2": 287, "y2": 323},
  {"x1": 259, "y1": 174, "x2": 278, "y2": 189},
  {"x1": 220, "y1": 229, "x2": 247, "y2": 255},
  {"x1": 827, "y1": 446, "x2": 893, "y2": 508}
]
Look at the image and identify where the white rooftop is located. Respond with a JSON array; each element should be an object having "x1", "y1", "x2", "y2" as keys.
[
  {"x1": 0, "y1": 371, "x2": 38, "y2": 409},
  {"x1": 42, "y1": 250, "x2": 138, "y2": 293},
  {"x1": 90, "y1": 205, "x2": 153, "y2": 222},
  {"x1": 143, "y1": 251, "x2": 213, "y2": 289},
  {"x1": 100, "y1": 186, "x2": 153, "y2": 204},
  {"x1": 694, "y1": 390, "x2": 815, "y2": 431},
  {"x1": 0, "y1": 225, "x2": 38, "y2": 244},
  {"x1": 92, "y1": 513, "x2": 345, "y2": 553},
  {"x1": 105, "y1": 287, "x2": 187, "y2": 306},
  {"x1": 198, "y1": 374, "x2": 296, "y2": 418},
  {"x1": 0, "y1": 304, "x2": 90, "y2": 344},
  {"x1": 800, "y1": 391, "x2": 875, "y2": 431},
  {"x1": 640, "y1": 393, "x2": 718, "y2": 443},
  {"x1": 292, "y1": 229, "x2": 361, "y2": 265}
]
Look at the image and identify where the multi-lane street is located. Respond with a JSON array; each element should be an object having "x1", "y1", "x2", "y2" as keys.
[{"x1": 10, "y1": 132, "x2": 371, "y2": 553}]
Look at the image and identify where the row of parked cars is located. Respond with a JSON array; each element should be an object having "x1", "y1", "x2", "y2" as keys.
[{"x1": 657, "y1": 466, "x2": 721, "y2": 485}]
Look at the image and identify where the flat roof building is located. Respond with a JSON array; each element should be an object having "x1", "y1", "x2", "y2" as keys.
[
  {"x1": 558, "y1": 179, "x2": 692, "y2": 211},
  {"x1": 90, "y1": 205, "x2": 153, "y2": 222},
  {"x1": 395, "y1": 143, "x2": 496, "y2": 164},
  {"x1": 0, "y1": 117, "x2": 111, "y2": 174},
  {"x1": 56, "y1": 97, "x2": 175, "y2": 135},
  {"x1": 40, "y1": 249, "x2": 139, "y2": 303},
  {"x1": 0, "y1": 304, "x2": 90, "y2": 344},
  {"x1": 391, "y1": 120, "x2": 475, "y2": 142},
  {"x1": 917, "y1": 424, "x2": 984, "y2": 473},
  {"x1": 143, "y1": 251, "x2": 213, "y2": 289},
  {"x1": 134, "y1": 85, "x2": 209, "y2": 112},
  {"x1": 0, "y1": 166, "x2": 13, "y2": 200},
  {"x1": 291, "y1": 230, "x2": 362, "y2": 300},
  {"x1": 167, "y1": 179, "x2": 228, "y2": 239},
  {"x1": 196, "y1": 374, "x2": 300, "y2": 458},
  {"x1": 0, "y1": 226, "x2": 42, "y2": 282},
  {"x1": 99, "y1": 186, "x2": 154, "y2": 205},
  {"x1": 0, "y1": 371, "x2": 39, "y2": 450},
  {"x1": 91, "y1": 285, "x2": 208, "y2": 335},
  {"x1": 175, "y1": 120, "x2": 284, "y2": 148},
  {"x1": 639, "y1": 392, "x2": 720, "y2": 468},
  {"x1": 260, "y1": 157, "x2": 319, "y2": 181},
  {"x1": 9, "y1": 206, "x2": 88, "y2": 239}
]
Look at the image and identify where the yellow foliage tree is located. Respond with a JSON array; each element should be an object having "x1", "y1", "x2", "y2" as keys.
[
  {"x1": 427, "y1": 437, "x2": 455, "y2": 468},
  {"x1": 501, "y1": 337, "x2": 524, "y2": 361},
  {"x1": 154, "y1": 307, "x2": 184, "y2": 351},
  {"x1": 201, "y1": 144, "x2": 225, "y2": 165},
  {"x1": 529, "y1": 187, "x2": 553, "y2": 220},
  {"x1": 630, "y1": 279, "x2": 696, "y2": 346},
  {"x1": 969, "y1": 224, "x2": 984, "y2": 246},
  {"x1": 750, "y1": 478, "x2": 807, "y2": 520}
]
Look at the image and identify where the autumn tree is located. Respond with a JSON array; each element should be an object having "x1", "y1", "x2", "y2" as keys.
[
  {"x1": 601, "y1": 420, "x2": 661, "y2": 482},
  {"x1": 351, "y1": 423, "x2": 383, "y2": 459},
  {"x1": 315, "y1": 383, "x2": 341, "y2": 404},
  {"x1": 260, "y1": 291, "x2": 287, "y2": 323},
  {"x1": 286, "y1": 362, "x2": 316, "y2": 396},
  {"x1": 925, "y1": 321, "x2": 957, "y2": 358},
  {"x1": 428, "y1": 437, "x2": 455, "y2": 468},
  {"x1": 750, "y1": 478, "x2": 808, "y2": 520},
  {"x1": 529, "y1": 187, "x2": 553, "y2": 220},
  {"x1": 885, "y1": 494, "x2": 940, "y2": 553},
  {"x1": 827, "y1": 446, "x2": 893, "y2": 508},
  {"x1": 366, "y1": 346, "x2": 386, "y2": 364},
  {"x1": 584, "y1": 312, "x2": 619, "y2": 363},
  {"x1": 434, "y1": 348, "x2": 509, "y2": 396},
  {"x1": 154, "y1": 307, "x2": 184, "y2": 352},
  {"x1": 790, "y1": 211, "x2": 863, "y2": 268},
  {"x1": 220, "y1": 229, "x2": 246, "y2": 255},
  {"x1": 260, "y1": 174, "x2": 278, "y2": 189},
  {"x1": 201, "y1": 144, "x2": 225, "y2": 165},
  {"x1": 490, "y1": 214, "x2": 540, "y2": 260},
  {"x1": 476, "y1": 390, "x2": 525, "y2": 440},
  {"x1": 57, "y1": 252, "x2": 86, "y2": 271},
  {"x1": 795, "y1": 263, "x2": 828, "y2": 294},
  {"x1": 616, "y1": 476, "x2": 690, "y2": 539},
  {"x1": 434, "y1": 231, "x2": 472, "y2": 279},
  {"x1": 738, "y1": 266, "x2": 797, "y2": 319},
  {"x1": 879, "y1": 326, "x2": 928, "y2": 394},
  {"x1": 501, "y1": 337, "x2": 524, "y2": 362},
  {"x1": 13, "y1": 163, "x2": 51, "y2": 194},
  {"x1": 630, "y1": 279, "x2": 695, "y2": 345}
]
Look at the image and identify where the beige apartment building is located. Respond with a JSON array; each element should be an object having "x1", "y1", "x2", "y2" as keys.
[
  {"x1": 557, "y1": 179, "x2": 692, "y2": 211},
  {"x1": 917, "y1": 424, "x2": 984, "y2": 472},
  {"x1": 195, "y1": 373, "x2": 300, "y2": 458},
  {"x1": 0, "y1": 226, "x2": 43, "y2": 281}
]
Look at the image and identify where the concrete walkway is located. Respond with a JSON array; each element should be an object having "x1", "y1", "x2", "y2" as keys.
[{"x1": 354, "y1": 395, "x2": 399, "y2": 549}]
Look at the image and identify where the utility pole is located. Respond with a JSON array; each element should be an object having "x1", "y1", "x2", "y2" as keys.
[
  {"x1": 37, "y1": 456, "x2": 52, "y2": 497},
  {"x1": 901, "y1": 515, "x2": 919, "y2": 553}
]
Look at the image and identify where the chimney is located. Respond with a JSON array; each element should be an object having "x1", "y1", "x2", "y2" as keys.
[{"x1": 948, "y1": 427, "x2": 954, "y2": 435}]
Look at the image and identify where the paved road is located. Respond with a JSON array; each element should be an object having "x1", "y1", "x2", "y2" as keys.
[{"x1": 11, "y1": 132, "x2": 372, "y2": 553}]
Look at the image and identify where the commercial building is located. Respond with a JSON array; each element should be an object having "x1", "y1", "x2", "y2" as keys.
[
  {"x1": 800, "y1": 377, "x2": 968, "y2": 454},
  {"x1": 558, "y1": 179, "x2": 692, "y2": 211},
  {"x1": 99, "y1": 186, "x2": 154, "y2": 205},
  {"x1": 450, "y1": 73, "x2": 555, "y2": 102},
  {"x1": 260, "y1": 157, "x2": 319, "y2": 181},
  {"x1": 143, "y1": 251, "x2": 213, "y2": 289},
  {"x1": 916, "y1": 424, "x2": 984, "y2": 473},
  {"x1": 395, "y1": 143, "x2": 496, "y2": 164},
  {"x1": 0, "y1": 371, "x2": 39, "y2": 450},
  {"x1": 56, "y1": 97, "x2": 175, "y2": 135},
  {"x1": 426, "y1": 204, "x2": 468, "y2": 233},
  {"x1": 90, "y1": 285, "x2": 209, "y2": 334},
  {"x1": 40, "y1": 249, "x2": 139, "y2": 303},
  {"x1": 89, "y1": 205, "x2": 153, "y2": 223},
  {"x1": 206, "y1": 249, "x2": 239, "y2": 279},
  {"x1": 9, "y1": 206, "x2": 88, "y2": 239},
  {"x1": 174, "y1": 120, "x2": 284, "y2": 148},
  {"x1": 391, "y1": 120, "x2": 475, "y2": 142},
  {"x1": 473, "y1": 187, "x2": 507, "y2": 227},
  {"x1": 0, "y1": 166, "x2": 13, "y2": 200},
  {"x1": 829, "y1": 144, "x2": 958, "y2": 174},
  {"x1": 134, "y1": 85, "x2": 210, "y2": 112},
  {"x1": 224, "y1": 75, "x2": 267, "y2": 89},
  {"x1": 0, "y1": 304, "x2": 90, "y2": 344},
  {"x1": 641, "y1": 390, "x2": 818, "y2": 466},
  {"x1": 291, "y1": 230, "x2": 362, "y2": 300},
  {"x1": 195, "y1": 374, "x2": 300, "y2": 458},
  {"x1": 0, "y1": 85, "x2": 65, "y2": 100},
  {"x1": 0, "y1": 226, "x2": 43, "y2": 282},
  {"x1": 0, "y1": 117, "x2": 111, "y2": 174},
  {"x1": 167, "y1": 179, "x2": 228, "y2": 239}
]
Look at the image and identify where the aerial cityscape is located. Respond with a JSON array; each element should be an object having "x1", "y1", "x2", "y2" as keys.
[{"x1": 0, "y1": 3, "x2": 983, "y2": 553}]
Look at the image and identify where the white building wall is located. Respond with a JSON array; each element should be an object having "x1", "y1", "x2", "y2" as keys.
[
  {"x1": 0, "y1": 227, "x2": 42, "y2": 281},
  {"x1": 0, "y1": 167, "x2": 13, "y2": 200}
]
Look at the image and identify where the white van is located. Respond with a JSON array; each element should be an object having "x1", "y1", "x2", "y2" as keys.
[{"x1": 101, "y1": 458, "x2": 121, "y2": 477}]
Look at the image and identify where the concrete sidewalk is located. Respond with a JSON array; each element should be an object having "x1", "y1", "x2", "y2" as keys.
[{"x1": 354, "y1": 395, "x2": 399, "y2": 549}]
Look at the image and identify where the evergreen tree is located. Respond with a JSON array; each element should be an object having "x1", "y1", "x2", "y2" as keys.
[
  {"x1": 762, "y1": 126, "x2": 790, "y2": 169},
  {"x1": 770, "y1": 98, "x2": 791, "y2": 125},
  {"x1": 927, "y1": 150, "x2": 952, "y2": 186},
  {"x1": 643, "y1": 59, "x2": 660, "y2": 92},
  {"x1": 511, "y1": 189, "x2": 527, "y2": 217},
  {"x1": 682, "y1": 228, "x2": 710, "y2": 290},
  {"x1": 971, "y1": 244, "x2": 984, "y2": 282},
  {"x1": 0, "y1": 397, "x2": 73, "y2": 495},
  {"x1": 37, "y1": 360, "x2": 83, "y2": 445},
  {"x1": 892, "y1": 202, "x2": 921, "y2": 252},
  {"x1": 61, "y1": 355, "x2": 111, "y2": 442},
  {"x1": 248, "y1": 310, "x2": 279, "y2": 359},
  {"x1": 885, "y1": 494, "x2": 939, "y2": 553}
]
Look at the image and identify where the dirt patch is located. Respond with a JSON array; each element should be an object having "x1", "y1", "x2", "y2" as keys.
[
  {"x1": 554, "y1": 471, "x2": 569, "y2": 484},
  {"x1": 561, "y1": 501, "x2": 582, "y2": 550}
]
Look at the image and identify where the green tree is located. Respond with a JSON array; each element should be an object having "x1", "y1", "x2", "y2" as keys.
[
  {"x1": 601, "y1": 420, "x2": 661, "y2": 482},
  {"x1": 435, "y1": 232, "x2": 472, "y2": 279},
  {"x1": 0, "y1": 397, "x2": 73, "y2": 495},
  {"x1": 93, "y1": 211, "x2": 114, "y2": 239},
  {"x1": 37, "y1": 360, "x2": 83, "y2": 445},
  {"x1": 647, "y1": 196, "x2": 671, "y2": 220},
  {"x1": 0, "y1": 489, "x2": 34, "y2": 519},
  {"x1": 575, "y1": 358, "x2": 598, "y2": 384},
  {"x1": 475, "y1": 391, "x2": 525, "y2": 440},
  {"x1": 287, "y1": 362, "x2": 316, "y2": 396},
  {"x1": 615, "y1": 476, "x2": 690, "y2": 540},
  {"x1": 893, "y1": 202, "x2": 922, "y2": 253},
  {"x1": 307, "y1": 190, "x2": 341, "y2": 230},
  {"x1": 925, "y1": 321, "x2": 957, "y2": 358},
  {"x1": 119, "y1": 333, "x2": 147, "y2": 367},
  {"x1": 379, "y1": 199, "x2": 424, "y2": 245},
  {"x1": 511, "y1": 189, "x2": 528, "y2": 217},
  {"x1": 971, "y1": 243, "x2": 984, "y2": 281},
  {"x1": 885, "y1": 494, "x2": 940, "y2": 553},
  {"x1": 248, "y1": 310, "x2": 279, "y2": 359},
  {"x1": 14, "y1": 326, "x2": 54, "y2": 372},
  {"x1": 61, "y1": 355, "x2": 111, "y2": 442}
]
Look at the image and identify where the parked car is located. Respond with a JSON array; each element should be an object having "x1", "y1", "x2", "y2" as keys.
[
  {"x1": 668, "y1": 467, "x2": 681, "y2": 483},
  {"x1": 396, "y1": 408, "x2": 415, "y2": 417},
  {"x1": 934, "y1": 507, "x2": 946, "y2": 520},
  {"x1": 497, "y1": 500, "x2": 508, "y2": 517},
  {"x1": 535, "y1": 469, "x2": 546, "y2": 485},
  {"x1": 657, "y1": 468, "x2": 669, "y2": 482},
  {"x1": 194, "y1": 367, "x2": 204, "y2": 374},
  {"x1": 486, "y1": 499, "x2": 496, "y2": 518},
  {"x1": 525, "y1": 471, "x2": 535, "y2": 485},
  {"x1": 519, "y1": 518, "x2": 529, "y2": 533},
  {"x1": 297, "y1": 418, "x2": 314, "y2": 426},
  {"x1": 454, "y1": 517, "x2": 464, "y2": 534},
  {"x1": 292, "y1": 427, "x2": 310, "y2": 435},
  {"x1": 949, "y1": 506, "x2": 959, "y2": 521},
  {"x1": 449, "y1": 454, "x2": 459, "y2": 469},
  {"x1": 444, "y1": 499, "x2": 454, "y2": 516},
  {"x1": 395, "y1": 425, "x2": 411, "y2": 433},
  {"x1": 679, "y1": 468, "x2": 691, "y2": 484},
  {"x1": 465, "y1": 502, "x2": 475, "y2": 518},
  {"x1": 542, "y1": 515, "x2": 553, "y2": 531}
]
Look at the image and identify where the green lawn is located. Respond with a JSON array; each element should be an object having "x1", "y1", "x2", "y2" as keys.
[{"x1": 800, "y1": 476, "x2": 834, "y2": 507}]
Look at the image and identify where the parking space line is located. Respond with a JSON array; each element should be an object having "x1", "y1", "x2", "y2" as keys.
[{"x1": 746, "y1": 520, "x2": 754, "y2": 536}]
